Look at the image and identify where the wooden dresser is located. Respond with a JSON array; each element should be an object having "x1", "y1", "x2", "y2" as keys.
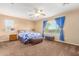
[{"x1": 9, "y1": 34, "x2": 17, "y2": 41}]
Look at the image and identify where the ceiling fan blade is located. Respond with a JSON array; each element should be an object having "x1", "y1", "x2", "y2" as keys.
[
  {"x1": 39, "y1": 9, "x2": 43, "y2": 12},
  {"x1": 41, "y1": 13, "x2": 46, "y2": 16}
]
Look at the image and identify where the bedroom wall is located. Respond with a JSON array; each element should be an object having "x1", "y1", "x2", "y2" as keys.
[
  {"x1": 35, "y1": 8, "x2": 79, "y2": 46},
  {"x1": 35, "y1": 20, "x2": 43, "y2": 33},
  {"x1": 0, "y1": 14, "x2": 35, "y2": 42}
]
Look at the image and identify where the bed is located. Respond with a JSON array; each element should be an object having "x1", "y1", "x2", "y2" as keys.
[{"x1": 18, "y1": 31, "x2": 43, "y2": 44}]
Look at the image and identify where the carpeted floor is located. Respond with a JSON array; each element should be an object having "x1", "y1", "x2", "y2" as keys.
[{"x1": 0, "y1": 40, "x2": 79, "y2": 56}]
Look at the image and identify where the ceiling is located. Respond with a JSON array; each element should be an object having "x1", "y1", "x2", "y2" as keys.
[{"x1": 0, "y1": 3, "x2": 79, "y2": 21}]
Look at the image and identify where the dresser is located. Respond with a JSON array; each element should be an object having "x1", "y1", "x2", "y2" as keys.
[{"x1": 9, "y1": 34, "x2": 17, "y2": 41}]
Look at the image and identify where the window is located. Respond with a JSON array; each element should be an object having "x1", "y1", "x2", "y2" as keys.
[
  {"x1": 45, "y1": 20, "x2": 60, "y2": 34},
  {"x1": 5, "y1": 20, "x2": 14, "y2": 31}
]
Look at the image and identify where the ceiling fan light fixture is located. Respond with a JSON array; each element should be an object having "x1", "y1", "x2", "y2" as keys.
[{"x1": 34, "y1": 13, "x2": 40, "y2": 17}]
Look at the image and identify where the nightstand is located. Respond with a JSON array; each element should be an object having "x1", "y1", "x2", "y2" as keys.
[{"x1": 9, "y1": 34, "x2": 17, "y2": 41}]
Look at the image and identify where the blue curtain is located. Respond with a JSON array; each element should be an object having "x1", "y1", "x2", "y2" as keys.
[
  {"x1": 42, "y1": 20, "x2": 47, "y2": 37},
  {"x1": 43, "y1": 20, "x2": 47, "y2": 29},
  {"x1": 55, "y1": 16, "x2": 65, "y2": 41}
]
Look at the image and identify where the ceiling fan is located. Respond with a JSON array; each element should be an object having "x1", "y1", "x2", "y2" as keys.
[{"x1": 29, "y1": 8, "x2": 46, "y2": 18}]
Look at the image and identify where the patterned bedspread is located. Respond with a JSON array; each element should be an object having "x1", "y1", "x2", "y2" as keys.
[{"x1": 18, "y1": 32, "x2": 43, "y2": 43}]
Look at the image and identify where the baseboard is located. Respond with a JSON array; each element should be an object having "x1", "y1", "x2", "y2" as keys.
[{"x1": 54, "y1": 40, "x2": 79, "y2": 47}]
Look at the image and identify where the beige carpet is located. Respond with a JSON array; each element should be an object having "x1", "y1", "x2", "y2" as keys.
[{"x1": 0, "y1": 40, "x2": 79, "y2": 56}]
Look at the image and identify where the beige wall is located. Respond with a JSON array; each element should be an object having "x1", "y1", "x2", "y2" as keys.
[
  {"x1": 0, "y1": 14, "x2": 35, "y2": 42},
  {"x1": 64, "y1": 10, "x2": 79, "y2": 46},
  {"x1": 35, "y1": 9, "x2": 79, "y2": 46},
  {"x1": 0, "y1": 14, "x2": 35, "y2": 31},
  {"x1": 35, "y1": 20, "x2": 43, "y2": 33}
]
